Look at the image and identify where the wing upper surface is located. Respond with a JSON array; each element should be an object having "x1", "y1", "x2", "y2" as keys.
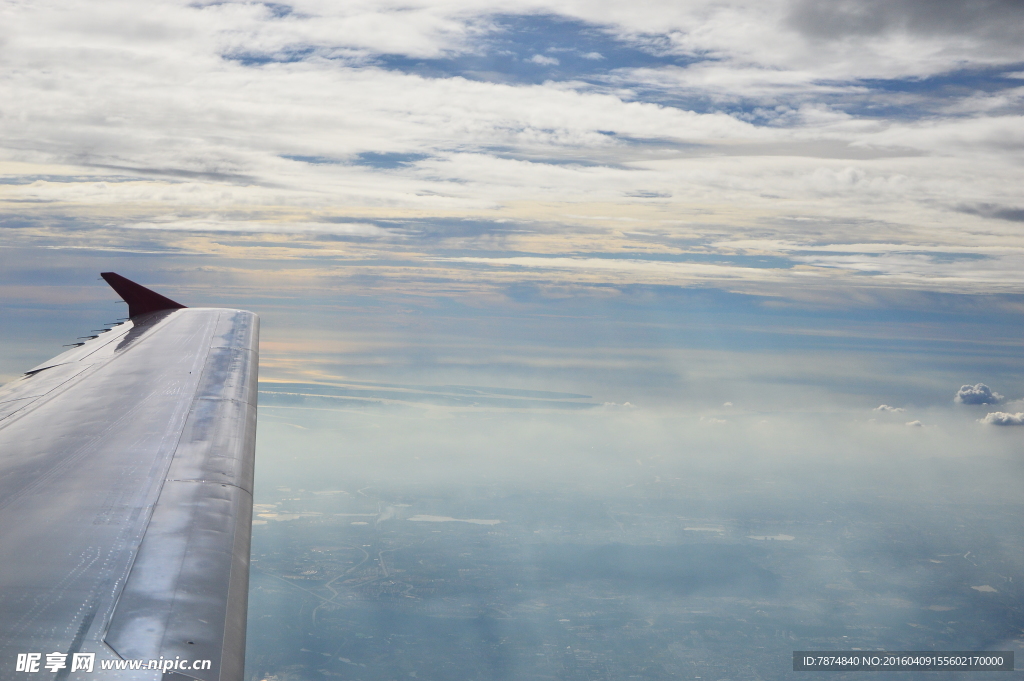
[{"x1": 0, "y1": 290, "x2": 259, "y2": 681}]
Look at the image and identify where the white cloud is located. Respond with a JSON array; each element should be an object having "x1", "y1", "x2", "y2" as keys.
[
  {"x1": 980, "y1": 412, "x2": 1024, "y2": 426},
  {"x1": 528, "y1": 54, "x2": 560, "y2": 66},
  {"x1": 955, "y1": 383, "x2": 1004, "y2": 405},
  {"x1": 905, "y1": 420, "x2": 923, "y2": 427},
  {"x1": 874, "y1": 404, "x2": 904, "y2": 412}
]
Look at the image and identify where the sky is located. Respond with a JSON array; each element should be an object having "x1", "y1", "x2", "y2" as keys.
[
  {"x1": 3, "y1": 0, "x2": 1024, "y2": 405},
  {"x1": 3, "y1": 1, "x2": 1024, "y2": 676}
]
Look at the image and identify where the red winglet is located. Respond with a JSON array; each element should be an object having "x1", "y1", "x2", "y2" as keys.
[{"x1": 100, "y1": 272, "x2": 187, "y2": 319}]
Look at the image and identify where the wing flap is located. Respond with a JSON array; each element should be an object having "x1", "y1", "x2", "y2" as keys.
[{"x1": 103, "y1": 481, "x2": 252, "y2": 681}]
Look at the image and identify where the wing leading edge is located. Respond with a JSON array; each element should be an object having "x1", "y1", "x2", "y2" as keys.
[{"x1": 0, "y1": 274, "x2": 258, "y2": 681}]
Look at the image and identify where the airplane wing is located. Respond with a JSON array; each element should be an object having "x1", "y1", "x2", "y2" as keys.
[{"x1": 0, "y1": 273, "x2": 259, "y2": 681}]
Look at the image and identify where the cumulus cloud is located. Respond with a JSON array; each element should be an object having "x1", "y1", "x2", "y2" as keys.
[
  {"x1": 874, "y1": 404, "x2": 905, "y2": 413},
  {"x1": 905, "y1": 420, "x2": 923, "y2": 427},
  {"x1": 528, "y1": 54, "x2": 560, "y2": 66},
  {"x1": 980, "y1": 412, "x2": 1024, "y2": 426},
  {"x1": 955, "y1": 384, "x2": 1004, "y2": 405}
]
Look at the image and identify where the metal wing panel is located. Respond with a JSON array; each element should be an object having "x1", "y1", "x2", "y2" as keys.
[
  {"x1": 0, "y1": 397, "x2": 36, "y2": 422},
  {"x1": 104, "y1": 311, "x2": 259, "y2": 681},
  {"x1": 0, "y1": 304, "x2": 259, "y2": 681},
  {"x1": 0, "y1": 363, "x2": 92, "y2": 424},
  {"x1": 0, "y1": 309, "x2": 219, "y2": 678}
]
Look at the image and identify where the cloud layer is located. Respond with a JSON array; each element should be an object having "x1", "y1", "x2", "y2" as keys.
[{"x1": 1, "y1": 0, "x2": 1024, "y2": 306}]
